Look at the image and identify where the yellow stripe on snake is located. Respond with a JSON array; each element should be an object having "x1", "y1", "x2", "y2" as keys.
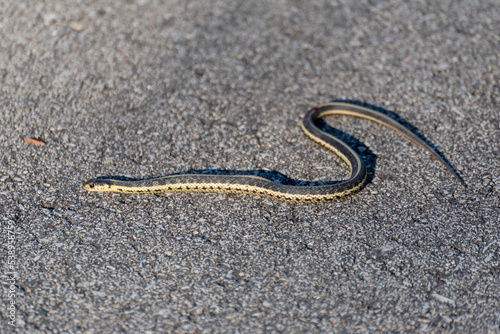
[{"x1": 83, "y1": 102, "x2": 464, "y2": 202}]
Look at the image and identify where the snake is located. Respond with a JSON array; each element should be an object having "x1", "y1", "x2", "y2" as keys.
[{"x1": 83, "y1": 102, "x2": 465, "y2": 202}]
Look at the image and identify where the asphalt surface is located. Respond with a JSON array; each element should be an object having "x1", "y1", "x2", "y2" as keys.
[{"x1": 1, "y1": 0, "x2": 499, "y2": 333}]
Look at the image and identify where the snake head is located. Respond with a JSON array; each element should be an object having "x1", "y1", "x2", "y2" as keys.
[{"x1": 82, "y1": 178, "x2": 113, "y2": 192}]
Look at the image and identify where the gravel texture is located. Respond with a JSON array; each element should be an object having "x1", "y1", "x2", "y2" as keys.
[{"x1": 0, "y1": 0, "x2": 498, "y2": 333}]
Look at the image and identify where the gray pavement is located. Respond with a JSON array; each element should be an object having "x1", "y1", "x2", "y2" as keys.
[{"x1": 1, "y1": 0, "x2": 499, "y2": 333}]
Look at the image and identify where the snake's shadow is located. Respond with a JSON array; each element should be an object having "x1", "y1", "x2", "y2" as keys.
[{"x1": 175, "y1": 99, "x2": 459, "y2": 187}]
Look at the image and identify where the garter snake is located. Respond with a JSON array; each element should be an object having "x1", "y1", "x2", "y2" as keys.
[{"x1": 83, "y1": 102, "x2": 464, "y2": 202}]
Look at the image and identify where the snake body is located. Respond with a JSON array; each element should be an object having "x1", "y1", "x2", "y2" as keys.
[{"x1": 83, "y1": 102, "x2": 464, "y2": 202}]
